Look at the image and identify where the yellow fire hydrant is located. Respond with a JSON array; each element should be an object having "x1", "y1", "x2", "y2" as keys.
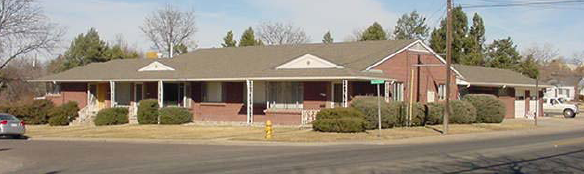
[{"x1": 265, "y1": 120, "x2": 273, "y2": 139}]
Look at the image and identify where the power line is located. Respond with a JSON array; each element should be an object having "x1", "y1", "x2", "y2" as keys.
[{"x1": 461, "y1": 0, "x2": 584, "y2": 8}]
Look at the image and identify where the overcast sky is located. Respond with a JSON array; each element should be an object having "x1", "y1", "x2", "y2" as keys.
[{"x1": 40, "y1": 0, "x2": 583, "y2": 60}]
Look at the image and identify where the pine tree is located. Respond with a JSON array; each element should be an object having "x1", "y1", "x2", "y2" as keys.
[
  {"x1": 239, "y1": 27, "x2": 261, "y2": 47},
  {"x1": 429, "y1": 6, "x2": 468, "y2": 64},
  {"x1": 221, "y1": 30, "x2": 237, "y2": 47},
  {"x1": 460, "y1": 13, "x2": 486, "y2": 66},
  {"x1": 360, "y1": 22, "x2": 387, "y2": 41},
  {"x1": 60, "y1": 28, "x2": 109, "y2": 72},
  {"x1": 516, "y1": 54, "x2": 540, "y2": 78},
  {"x1": 485, "y1": 37, "x2": 522, "y2": 70},
  {"x1": 174, "y1": 43, "x2": 188, "y2": 55},
  {"x1": 322, "y1": 31, "x2": 334, "y2": 44},
  {"x1": 393, "y1": 11, "x2": 429, "y2": 40}
]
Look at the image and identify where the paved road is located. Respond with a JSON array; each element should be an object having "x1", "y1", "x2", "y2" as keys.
[{"x1": 2, "y1": 129, "x2": 584, "y2": 174}]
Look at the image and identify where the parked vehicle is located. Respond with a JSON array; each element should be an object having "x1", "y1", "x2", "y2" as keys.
[
  {"x1": 0, "y1": 114, "x2": 25, "y2": 138},
  {"x1": 543, "y1": 97, "x2": 579, "y2": 118}
]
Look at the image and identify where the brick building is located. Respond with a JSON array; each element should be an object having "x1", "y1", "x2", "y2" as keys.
[{"x1": 33, "y1": 40, "x2": 541, "y2": 125}]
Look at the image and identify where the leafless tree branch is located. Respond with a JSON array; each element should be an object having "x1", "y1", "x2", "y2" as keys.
[
  {"x1": 256, "y1": 21, "x2": 309, "y2": 45},
  {"x1": 140, "y1": 4, "x2": 197, "y2": 57},
  {"x1": 0, "y1": 0, "x2": 64, "y2": 71}
]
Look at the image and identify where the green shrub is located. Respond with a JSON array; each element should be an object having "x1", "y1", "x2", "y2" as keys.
[
  {"x1": 138, "y1": 99, "x2": 159, "y2": 124},
  {"x1": 312, "y1": 118, "x2": 366, "y2": 133},
  {"x1": 351, "y1": 97, "x2": 425, "y2": 128},
  {"x1": 315, "y1": 107, "x2": 365, "y2": 120},
  {"x1": 313, "y1": 107, "x2": 366, "y2": 133},
  {"x1": 48, "y1": 114, "x2": 69, "y2": 126},
  {"x1": 448, "y1": 100, "x2": 477, "y2": 124},
  {"x1": 48, "y1": 101, "x2": 79, "y2": 126},
  {"x1": 425, "y1": 102, "x2": 444, "y2": 125},
  {"x1": 94, "y1": 107, "x2": 129, "y2": 126},
  {"x1": 463, "y1": 94, "x2": 506, "y2": 123},
  {"x1": 0, "y1": 99, "x2": 57, "y2": 125},
  {"x1": 28, "y1": 100, "x2": 56, "y2": 124},
  {"x1": 159, "y1": 107, "x2": 192, "y2": 124}
]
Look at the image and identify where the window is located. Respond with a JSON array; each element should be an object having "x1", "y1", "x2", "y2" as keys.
[
  {"x1": 267, "y1": 82, "x2": 303, "y2": 109},
  {"x1": 202, "y1": 82, "x2": 223, "y2": 102},
  {"x1": 393, "y1": 82, "x2": 404, "y2": 101},
  {"x1": 47, "y1": 83, "x2": 60, "y2": 95},
  {"x1": 438, "y1": 84, "x2": 446, "y2": 100}
]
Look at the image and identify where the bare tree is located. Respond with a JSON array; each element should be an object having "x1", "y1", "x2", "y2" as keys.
[
  {"x1": 0, "y1": 0, "x2": 64, "y2": 71},
  {"x1": 140, "y1": 4, "x2": 197, "y2": 58},
  {"x1": 343, "y1": 28, "x2": 364, "y2": 42},
  {"x1": 522, "y1": 43, "x2": 560, "y2": 63},
  {"x1": 256, "y1": 21, "x2": 309, "y2": 45}
]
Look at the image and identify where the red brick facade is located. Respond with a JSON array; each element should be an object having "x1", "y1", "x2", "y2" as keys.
[
  {"x1": 371, "y1": 51, "x2": 458, "y2": 103},
  {"x1": 47, "y1": 82, "x2": 88, "y2": 108}
]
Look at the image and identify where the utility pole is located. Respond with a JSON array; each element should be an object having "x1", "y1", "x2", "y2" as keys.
[
  {"x1": 535, "y1": 74, "x2": 539, "y2": 126},
  {"x1": 443, "y1": 0, "x2": 453, "y2": 135}
]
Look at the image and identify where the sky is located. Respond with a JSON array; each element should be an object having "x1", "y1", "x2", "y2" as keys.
[{"x1": 39, "y1": 0, "x2": 583, "y2": 60}]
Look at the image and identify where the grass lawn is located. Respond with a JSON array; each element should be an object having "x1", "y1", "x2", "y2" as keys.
[{"x1": 25, "y1": 119, "x2": 535, "y2": 142}]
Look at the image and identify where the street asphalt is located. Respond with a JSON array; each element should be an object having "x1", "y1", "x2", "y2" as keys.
[{"x1": 2, "y1": 128, "x2": 584, "y2": 174}]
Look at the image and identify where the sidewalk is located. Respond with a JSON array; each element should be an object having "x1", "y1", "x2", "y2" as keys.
[{"x1": 27, "y1": 117, "x2": 584, "y2": 146}]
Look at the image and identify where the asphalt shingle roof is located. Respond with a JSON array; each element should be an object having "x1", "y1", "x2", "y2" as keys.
[
  {"x1": 36, "y1": 40, "x2": 417, "y2": 82},
  {"x1": 454, "y1": 64, "x2": 550, "y2": 87}
]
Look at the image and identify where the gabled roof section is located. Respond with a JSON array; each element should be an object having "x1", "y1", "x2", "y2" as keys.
[
  {"x1": 138, "y1": 61, "x2": 175, "y2": 71},
  {"x1": 276, "y1": 54, "x2": 343, "y2": 69},
  {"x1": 454, "y1": 64, "x2": 552, "y2": 88}
]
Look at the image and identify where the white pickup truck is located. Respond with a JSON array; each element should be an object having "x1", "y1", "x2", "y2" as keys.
[{"x1": 543, "y1": 97, "x2": 579, "y2": 118}]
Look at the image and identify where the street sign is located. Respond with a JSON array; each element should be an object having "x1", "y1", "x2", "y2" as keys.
[{"x1": 370, "y1": 80, "x2": 385, "y2": 85}]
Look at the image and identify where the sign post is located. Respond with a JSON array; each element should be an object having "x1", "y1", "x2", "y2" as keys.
[{"x1": 371, "y1": 79, "x2": 385, "y2": 137}]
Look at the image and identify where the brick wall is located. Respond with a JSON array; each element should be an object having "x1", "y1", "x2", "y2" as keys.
[
  {"x1": 47, "y1": 82, "x2": 88, "y2": 108},
  {"x1": 371, "y1": 51, "x2": 458, "y2": 103}
]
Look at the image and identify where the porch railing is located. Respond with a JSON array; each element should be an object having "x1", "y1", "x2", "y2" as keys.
[{"x1": 301, "y1": 109, "x2": 319, "y2": 125}]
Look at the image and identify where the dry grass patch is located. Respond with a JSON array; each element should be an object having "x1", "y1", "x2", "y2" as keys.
[{"x1": 26, "y1": 119, "x2": 535, "y2": 142}]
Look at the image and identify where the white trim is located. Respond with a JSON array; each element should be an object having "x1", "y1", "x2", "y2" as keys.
[
  {"x1": 276, "y1": 54, "x2": 343, "y2": 69},
  {"x1": 110, "y1": 81, "x2": 116, "y2": 107},
  {"x1": 462, "y1": 82, "x2": 553, "y2": 88},
  {"x1": 364, "y1": 40, "x2": 463, "y2": 79},
  {"x1": 30, "y1": 76, "x2": 396, "y2": 82},
  {"x1": 138, "y1": 61, "x2": 175, "y2": 71}
]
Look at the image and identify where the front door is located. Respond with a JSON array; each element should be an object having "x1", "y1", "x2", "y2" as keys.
[{"x1": 97, "y1": 83, "x2": 107, "y2": 109}]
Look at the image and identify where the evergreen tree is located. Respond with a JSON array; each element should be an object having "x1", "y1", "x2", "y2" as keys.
[
  {"x1": 173, "y1": 43, "x2": 188, "y2": 55},
  {"x1": 221, "y1": 30, "x2": 237, "y2": 47},
  {"x1": 322, "y1": 31, "x2": 334, "y2": 44},
  {"x1": 239, "y1": 27, "x2": 262, "y2": 47},
  {"x1": 460, "y1": 13, "x2": 486, "y2": 66},
  {"x1": 485, "y1": 37, "x2": 522, "y2": 70},
  {"x1": 60, "y1": 28, "x2": 109, "y2": 72},
  {"x1": 516, "y1": 54, "x2": 540, "y2": 78},
  {"x1": 429, "y1": 6, "x2": 468, "y2": 64},
  {"x1": 360, "y1": 22, "x2": 387, "y2": 41},
  {"x1": 393, "y1": 10, "x2": 429, "y2": 40}
]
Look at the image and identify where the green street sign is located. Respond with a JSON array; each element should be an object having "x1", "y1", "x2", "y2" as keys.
[{"x1": 370, "y1": 80, "x2": 385, "y2": 84}]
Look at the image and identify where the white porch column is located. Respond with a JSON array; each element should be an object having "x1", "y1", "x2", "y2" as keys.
[
  {"x1": 330, "y1": 82, "x2": 335, "y2": 108},
  {"x1": 246, "y1": 80, "x2": 254, "y2": 124},
  {"x1": 342, "y1": 80, "x2": 348, "y2": 107},
  {"x1": 110, "y1": 81, "x2": 116, "y2": 107},
  {"x1": 158, "y1": 80, "x2": 163, "y2": 108},
  {"x1": 384, "y1": 81, "x2": 390, "y2": 102}
]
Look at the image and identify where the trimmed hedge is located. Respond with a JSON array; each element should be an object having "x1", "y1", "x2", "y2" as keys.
[
  {"x1": 463, "y1": 94, "x2": 506, "y2": 123},
  {"x1": 48, "y1": 101, "x2": 80, "y2": 126},
  {"x1": 351, "y1": 97, "x2": 424, "y2": 129},
  {"x1": 138, "y1": 99, "x2": 159, "y2": 124},
  {"x1": 448, "y1": 100, "x2": 477, "y2": 124},
  {"x1": 159, "y1": 107, "x2": 192, "y2": 124},
  {"x1": 425, "y1": 102, "x2": 444, "y2": 125},
  {"x1": 312, "y1": 108, "x2": 366, "y2": 133},
  {"x1": 312, "y1": 118, "x2": 367, "y2": 133},
  {"x1": 94, "y1": 107, "x2": 129, "y2": 126}
]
